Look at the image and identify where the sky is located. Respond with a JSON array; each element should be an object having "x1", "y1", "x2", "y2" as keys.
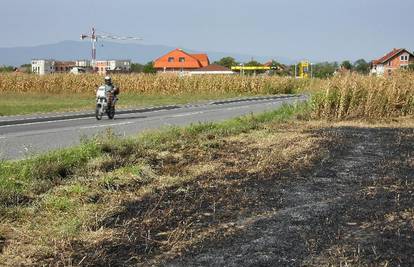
[{"x1": 1, "y1": 0, "x2": 413, "y2": 62}]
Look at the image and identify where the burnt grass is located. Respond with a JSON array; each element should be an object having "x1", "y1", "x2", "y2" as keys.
[{"x1": 69, "y1": 125, "x2": 414, "y2": 266}]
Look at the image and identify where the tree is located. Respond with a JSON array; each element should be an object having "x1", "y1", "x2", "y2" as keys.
[
  {"x1": 244, "y1": 60, "x2": 263, "y2": 67},
  {"x1": 214, "y1": 57, "x2": 237, "y2": 69},
  {"x1": 408, "y1": 63, "x2": 414, "y2": 71},
  {"x1": 130, "y1": 63, "x2": 144, "y2": 73},
  {"x1": 142, "y1": 61, "x2": 156, "y2": 74},
  {"x1": 267, "y1": 60, "x2": 288, "y2": 76},
  {"x1": 0, "y1": 65, "x2": 15, "y2": 72},
  {"x1": 341, "y1": 60, "x2": 353, "y2": 70},
  {"x1": 311, "y1": 62, "x2": 338, "y2": 78},
  {"x1": 353, "y1": 59, "x2": 370, "y2": 74}
]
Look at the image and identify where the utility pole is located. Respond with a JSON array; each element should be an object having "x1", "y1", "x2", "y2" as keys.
[
  {"x1": 294, "y1": 64, "x2": 297, "y2": 78},
  {"x1": 310, "y1": 63, "x2": 313, "y2": 78}
]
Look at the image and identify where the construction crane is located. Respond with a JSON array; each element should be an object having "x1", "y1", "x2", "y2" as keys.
[{"x1": 80, "y1": 27, "x2": 142, "y2": 68}]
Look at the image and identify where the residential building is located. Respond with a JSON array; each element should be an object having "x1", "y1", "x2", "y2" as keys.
[
  {"x1": 54, "y1": 61, "x2": 76, "y2": 73},
  {"x1": 153, "y1": 49, "x2": 210, "y2": 72},
  {"x1": 75, "y1": 60, "x2": 91, "y2": 68},
  {"x1": 31, "y1": 59, "x2": 55, "y2": 75},
  {"x1": 189, "y1": 64, "x2": 234, "y2": 75},
  {"x1": 95, "y1": 60, "x2": 131, "y2": 74},
  {"x1": 371, "y1": 48, "x2": 414, "y2": 76}
]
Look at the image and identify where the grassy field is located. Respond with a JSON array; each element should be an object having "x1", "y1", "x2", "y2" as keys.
[
  {"x1": 1, "y1": 103, "x2": 413, "y2": 265},
  {"x1": 0, "y1": 104, "x2": 311, "y2": 264}
]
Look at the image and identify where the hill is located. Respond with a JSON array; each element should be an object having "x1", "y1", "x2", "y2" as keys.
[{"x1": 0, "y1": 41, "x2": 294, "y2": 66}]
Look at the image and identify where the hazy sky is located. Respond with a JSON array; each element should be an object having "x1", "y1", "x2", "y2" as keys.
[{"x1": 1, "y1": 0, "x2": 413, "y2": 61}]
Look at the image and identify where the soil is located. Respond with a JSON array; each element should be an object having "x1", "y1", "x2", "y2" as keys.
[
  {"x1": 168, "y1": 126, "x2": 414, "y2": 267},
  {"x1": 66, "y1": 123, "x2": 414, "y2": 266}
]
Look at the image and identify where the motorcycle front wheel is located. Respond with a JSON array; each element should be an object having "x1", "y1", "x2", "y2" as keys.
[{"x1": 95, "y1": 104, "x2": 103, "y2": 120}]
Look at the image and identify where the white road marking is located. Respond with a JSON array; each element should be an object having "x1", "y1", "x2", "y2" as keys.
[
  {"x1": 169, "y1": 111, "x2": 204, "y2": 118},
  {"x1": 225, "y1": 106, "x2": 247, "y2": 111},
  {"x1": 78, "y1": 121, "x2": 133, "y2": 129},
  {"x1": 0, "y1": 116, "x2": 92, "y2": 128},
  {"x1": 0, "y1": 98, "x2": 297, "y2": 138},
  {"x1": 0, "y1": 107, "x2": 178, "y2": 129},
  {"x1": 0, "y1": 97, "x2": 298, "y2": 129}
]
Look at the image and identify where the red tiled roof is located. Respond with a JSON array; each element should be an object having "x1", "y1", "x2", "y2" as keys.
[
  {"x1": 372, "y1": 48, "x2": 413, "y2": 65},
  {"x1": 191, "y1": 54, "x2": 210, "y2": 67},
  {"x1": 154, "y1": 49, "x2": 210, "y2": 69}
]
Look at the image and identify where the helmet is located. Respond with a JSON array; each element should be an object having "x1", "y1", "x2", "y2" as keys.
[{"x1": 104, "y1": 76, "x2": 112, "y2": 85}]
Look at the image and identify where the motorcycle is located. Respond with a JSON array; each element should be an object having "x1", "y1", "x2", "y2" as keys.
[{"x1": 95, "y1": 85, "x2": 116, "y2": 120}]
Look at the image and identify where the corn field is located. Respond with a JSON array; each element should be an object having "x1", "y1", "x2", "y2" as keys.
[
  {"x1": 0, "y1": 73, "x2": 313, "y2": 96},
  {"x1": 312, "y1": 72, "x2": 414, "y2": 119},
  {"x1": 2, "y1": 72, "x2": 413, "y2": 119}
]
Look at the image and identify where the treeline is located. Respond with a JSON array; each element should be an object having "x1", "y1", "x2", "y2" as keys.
[
  {"x1": 0, "y1": 64, "x2": 31, "y2": 73},
  {"x1": 212, "y1": 57, "x2": 374, "y2": 78},
  {"x1": 210, "y1": 57, "x2": 414, "y2": 78},
  {"x1": 311, "y1": 59, "x2": 371, "y2": 78},
  {"x1": 0, "y1": 66, "x2": 16, "y2": 72}
]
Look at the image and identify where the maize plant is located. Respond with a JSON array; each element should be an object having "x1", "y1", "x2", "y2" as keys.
[
  {"x1": 312, "y1": 71, "x2": 414, "y2": 119},
  {"x1": 0, "y1": 73, "x2": 313, "y2": 96}
]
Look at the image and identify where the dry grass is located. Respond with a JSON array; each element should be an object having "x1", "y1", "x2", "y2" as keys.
[
  {"x1": 1, "y1": 113, "x2": 413, "y2": 265},
  {"x1": 312, "y1": 72, "x2": 414, "y2": 119},
  {"x1": 0, "y1": 126, "x2": 325, "y2": 266},
  {"x1": 0, "y1": 107, "x2": 321, "y2": 266}
]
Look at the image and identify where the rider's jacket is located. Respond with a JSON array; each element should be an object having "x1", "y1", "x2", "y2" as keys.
[{"x1": 103, "y1": 84, "x2": 114, "y2": 93}]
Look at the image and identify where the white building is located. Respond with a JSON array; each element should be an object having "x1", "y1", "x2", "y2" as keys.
[
  {"x1": 31, "y1": 59, "x2": 55, "y2": 75},
  {"x1": 188, "y1": 64, "x2": 235, "y2": 76},
  {"x1": 95, "y1": 60, "x2": 131, "y2": 74},
  {"x1": 75, "y1": 60, "x2": 91, "y2": 68}
]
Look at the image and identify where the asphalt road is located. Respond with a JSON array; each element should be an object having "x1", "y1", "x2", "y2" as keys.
[{"x1": 0, "y1": 95, "x2": 306, "y2": 160}]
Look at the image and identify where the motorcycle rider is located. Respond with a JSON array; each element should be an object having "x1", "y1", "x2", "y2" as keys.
[{"x1": 103, "y1": 76, "x2": 119, "y2": 106}]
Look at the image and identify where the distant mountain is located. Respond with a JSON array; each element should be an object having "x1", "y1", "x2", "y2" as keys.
[{"x1": 0, "y1": 40, "x2": 294, "y2": 66}]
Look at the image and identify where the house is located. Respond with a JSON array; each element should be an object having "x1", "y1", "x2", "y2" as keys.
[
  {"x1": 371, "y1": 48, "x2": 414, "y2": 76},
  {"x1": 31, "y1": 59, "x2": 55, "y2": 75},
  {"x1": 75, "y1": 60, "x2": 91, "y2": 68},
  {"x1": 263, "y1": 60, "x2": 286, "y2": 71},
  {"x1": 54, "y1": 61, "x2": 76, "y2": 73},
  {"x1": 31, "y1": 59, "x2": 93, "y2": 75},
  {"x1": 153, "y1": 49, "x2": 210, "y2": 72},
  {"x1": 188, "y1": 64, "x2": 234, "y2": 75},
  {"x1": 95, "y1": 60, "x2": 131, "y2": 74}
]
